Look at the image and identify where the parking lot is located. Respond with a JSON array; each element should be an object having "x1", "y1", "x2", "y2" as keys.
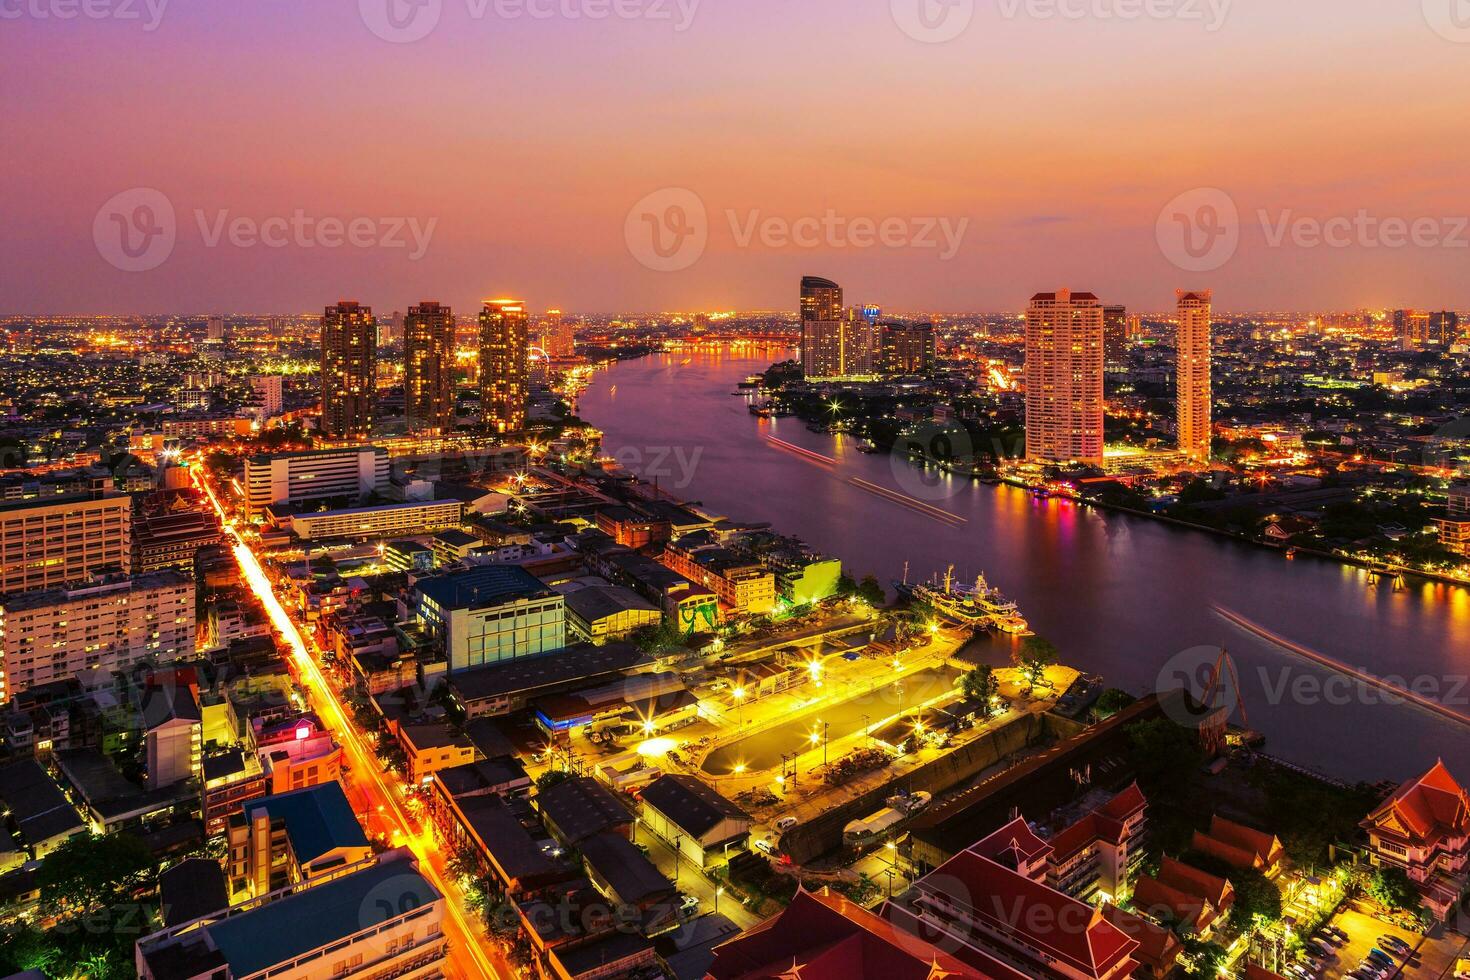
[{"x1": 1313, "y1": 907, "x2": 1470, "y2": 980}]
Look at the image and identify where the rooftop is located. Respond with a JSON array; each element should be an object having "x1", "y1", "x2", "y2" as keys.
[{"x1": 241, "y1": 783, "x2": 369, "y2": 864}]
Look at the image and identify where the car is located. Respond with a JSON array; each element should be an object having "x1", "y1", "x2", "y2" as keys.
[
  {"x1": 1322, "y1": 926, "x2": 1348, "y2": 943},
  {"x1": 1304, "y1": 941, "x2": 1331, "y2": 959},
  {"x1": 752, "y1": 837, "x2": 776, "y2": 855},
  {"x1": 679, "y1": 894, "x2": 701, "y2": 914},
  {"x1": 1367, "y1": 949, "x2": 1396, "y2": 966},
  {"x1": 775, "y1": 816, "x2": 799, "y2": 832},
  {"x1": 1379, "y1": 937, "x2": 1413, "y2": 956}
]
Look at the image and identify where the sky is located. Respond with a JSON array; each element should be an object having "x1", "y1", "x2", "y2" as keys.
[{"x1": 2, "y1": 0, "x2": 1469, "y2": 315}]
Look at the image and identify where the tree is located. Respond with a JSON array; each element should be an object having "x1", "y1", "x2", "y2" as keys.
[
  {"x1": 1124, "y1": 717, "x2": 1203, "y2": 786},
  {"x1": 1013, "y1": 636, "x2": 1058, "y2": 690},
  {"x1": 37, "y1": 833, "x2": 155, "y2": 916},
  {"x1": 1093, "y1": 688, "x2": 1136, "y2": 719},
  {"x1": 1179, "y1": 937, "x2": 1228, "y2": 980},
  {"x1": 856, "y1": 575, "x2": 886, "y2": 607},
  {"x1": 1367, "y1": 866, "x2": 1421, "y2": 914},
  {"x1": 536, "y1": 769, "x2": 572, "y2": 791},
  {"x1": 960, "y1": 665, "x2": 998, "y2": 712}
]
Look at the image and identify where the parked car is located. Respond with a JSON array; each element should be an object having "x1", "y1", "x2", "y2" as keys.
[
  {"x1": 752, "y1": 837, "x2": 776, "y2": 856},
  {"x1": 774, "y1": 816, "x2": 799, "y2": 832},
  {"x1": 1322, "y1": 926, "x2": 1349, "y2": 943},
  {"x1": 1379, "y1": 937, "x2": 1413, "y2": 956}
]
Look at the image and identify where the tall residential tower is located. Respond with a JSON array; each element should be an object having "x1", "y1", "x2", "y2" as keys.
[
  {"x1": 319, "y1": 301, "x2": 376, "y2": 438},
  {"x1": 404, "y1": 302, "x2": 456, "y2": 435},
  {"x1": 800, "y1": 276, "x2": 845, "y2": 380},
  {"x1": 1176, "y1": 290, "x2": 1213, "y2": 463},
  {"x1": 480, "y1": 299, "x2": 529, "y2": 434},
  {"x1": 1024, "y1": 290, "x2": 1105, "y2": 465}
]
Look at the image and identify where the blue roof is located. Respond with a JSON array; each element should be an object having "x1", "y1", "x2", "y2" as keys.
[
  {"x1": 242, "y1": 783, "x2": 368, "y2": 864},
  {"x1": 206, "y1": 857, "x2": 438, "y2": 976},
  {"x1": 415, "y1": 564, "x2": 554, "y2": 611}
]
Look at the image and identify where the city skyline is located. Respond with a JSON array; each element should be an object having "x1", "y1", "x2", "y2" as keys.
[{"x1": 5, "y1": 3, "x2": 1470, "y2": 314}]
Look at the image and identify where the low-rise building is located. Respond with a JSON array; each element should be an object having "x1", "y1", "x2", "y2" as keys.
[
  {"x1": 398, "y1": 723, "x2": 479, "y2": 786},
  {"x1": 227, "y1": 782, "x2": 373, "y2": 899},
  {"x1": 410, "y1": 564, "x2": 566, "y2": 673},
  {"x1": 637, "y1": 775, "x2": 752, "y2": 869},
  {"x1": 137, "y1": 850, "x2": 447, "y2": 980},
  {"x1": 559, "y1": 584, "x2": 663, "y2": 644},
  {"x1": 1362, "y1": 759, "x2": 1470, "y2": 921},
  {"x1": 0, "y1": 571, "x2": 195, "y2": 703},
  {"x1": 278, "y1": 499, "x2": 464, "y2": 542},
  {"x1": 1190, "y1": 814, "x2": 1285, "y2": 876}
]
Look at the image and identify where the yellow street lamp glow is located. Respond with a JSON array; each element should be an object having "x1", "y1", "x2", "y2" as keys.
[
  {"x1": 733, "y1": 687, "x2": 745, "y2": 701},
  {"x1": 732, "y1": 763, "x2": 747, "y2": 774}
]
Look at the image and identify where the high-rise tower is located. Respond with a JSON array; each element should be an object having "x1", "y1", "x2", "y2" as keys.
[
  {"x1": 1024, "y1": 290, "x2": 1105, "y2": 465},
  {"x1": 479, "y1": 299, "x2": 529, "y2": 434},
  {"x1": 1176, "y1": 290, "x2": 1213, "y2": 464},
  {"x1": 320, "y1": 301, "x2": 376, "y2": 438},
  {"x1": 404, "y1": 302, "x2": 456, "y2": 435}
]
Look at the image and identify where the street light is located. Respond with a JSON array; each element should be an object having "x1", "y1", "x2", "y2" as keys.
[{"x1": 715, "y1": 886, "x2": 724, "y2": 913}]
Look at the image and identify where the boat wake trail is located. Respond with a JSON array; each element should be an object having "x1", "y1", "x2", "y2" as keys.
[
  {"x1": 847, "y1": 478, "x2": 967, "y2": 527},
  {"x1": 1212, "y1": 604, "x2": 1470, "y2": 729},
  {"x1": 763, "y1": 435, "x2": 836, "y2": 467}
]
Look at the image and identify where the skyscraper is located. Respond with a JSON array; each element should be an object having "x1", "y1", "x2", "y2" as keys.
[
  {"x1": 404, "y1": 301, "x2": 456, "y2": 435},
  {"x1": 206, "y1": 316, "x2": 225, "y2": 342},
  {"x1": 1429, "y1": 311, "x2": 1460, "y2": 347},
  {"x1": 879, "y1": 322, "x2": 936, "y2": 375},
  {"x1": 480, "y1": 299, "x2": 529, "y2": 434},
  {"x1": 800, "y1": 276, "x2": 844, "y2": 380},
  {"x1": 845, "y1": 306, "x2": 882, "y2": 377},
  {"x1": 1024, "y1": 290, "x2": 1105, "y2": 465},
  {"x1": 1102, "y1": 305, "x2": 1128, "y2": 371},
  {"x1": 1394, "y1": 309, "x2": 1430, "y2": 350},
  {"x1": 320, "y1": 301, "x2": 377, "y2": 438},
  {"x1": 1176, "y1": 290, "x2": 1213, "y2": 464}
]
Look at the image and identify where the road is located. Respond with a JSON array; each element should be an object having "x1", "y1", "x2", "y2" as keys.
[{"x1": 194, "y1": 468, "x2": 505, "y2": 980}]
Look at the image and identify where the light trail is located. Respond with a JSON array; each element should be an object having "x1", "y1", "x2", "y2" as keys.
[
  {"x1": 195, "y1": 470, "x2": 502, "y2": 980},
  {"x1": 763, "y1": 435, "x2": 837, "y2": 467},
  {"x1": 1213, "y1": 604, "x2": 1470, "y2": 730},
  {"x1": 846, "y1": 478, "x2": 968, "y2": 527}
]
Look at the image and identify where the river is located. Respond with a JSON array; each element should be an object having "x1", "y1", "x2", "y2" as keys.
[{"x1": 579, "y1": 349, "x2": 1470, "y2": 784}]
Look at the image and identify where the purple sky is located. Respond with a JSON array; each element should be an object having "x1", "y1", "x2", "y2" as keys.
[{"x1": 3, "y1": 0, "x2": 1468, "y2": 314}]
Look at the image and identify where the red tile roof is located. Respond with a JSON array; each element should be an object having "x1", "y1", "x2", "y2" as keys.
[
  {"x1": 1364, "y1": 759, "x2": 1470, "y2": 848},
  {"x1": 1190, "y1": 831, "x2": 1265, "y2": 872},
  {"x1": 1130, "y1": 875, "x2": 1213, "y2": 934},
  {"x1": 708, "y1": 888, "x2": 987, "y2": 980},
  {"x1": 919, "y1": 850, "x2": 1138, "y2": 979},
  {"x1": 1100, "y1": 904, "x2": 1181, "y2": 975},
  {"x1": 1159, "y1": 857, "x2": 1234, "y2": 912},
  {"x1": 1202, "y1": 816, "x2": 1284, "y2": 869},
  {"x1": 969, "y1": 816, "x2": 1054, "y2": 870},
  {"x1": 1098, "y1": 783, "x2": 1146, "y2": 823}
]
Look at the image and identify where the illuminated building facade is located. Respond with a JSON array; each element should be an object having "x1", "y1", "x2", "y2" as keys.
[
  {"x1": 800, "y1": 276, "x2": 845, "y2": 379},
  {"x1": 879, "y1": 322, "x2": 936, "y2": 375},
  {"x1": 319, "y1": 301, "x2": 376, "y2": 438},
  {"x1": 1103, "y1": 305, "x2": 1129, "y2": 371},
  {"x1": 479, "y1": 299, "x2": 529, "y2": 434},
  {"x1": 0, "y1": 494, "x2": 132, "y2": 597},
  {"x1": 1025, "y1": 290, "x2": 1105, "y2": 464},
  {"x1": 404, "y1": 301, "x2": 456, "y2": 435},
  {"x1": 1176, "y1": 290, "x2": 1213, "y2": 463},
  {"x1": 243, "y1": 446, "x2": 390, "y2": 520}
]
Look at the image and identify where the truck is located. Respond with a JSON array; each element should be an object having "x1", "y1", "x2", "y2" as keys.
[{"x1": 843, "y1": 807, "x2": 906, "y2": 848}]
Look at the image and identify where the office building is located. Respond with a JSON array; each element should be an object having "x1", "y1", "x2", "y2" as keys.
[
  {"x1": 800, "y1": 276, "x2": 845, "y2": 379},
  {"x1": 0, "y1": 571, "x2": 194, "y2": 702},
  {"x1": 879, "y1": 322, "x2": 936, "y2": 375},
  {"x1": 242, "y1": 446, "x2": 390, "y2": 520},
  {"x1": 1176, "y1": 290, "x2": 1213, "y2": 463},
  {"x1": 206, "y1": 315, "x2": 225, "y2": 342},
  {"x1": 1395, "y1": 308, "x2": 1432, "y2": 350},
  {"x1": 278, "y1": 499, "x2": 464, "y2": 542},
  {"x1": 404, "y1": 301, "x2": 457, "y2": 435},
  {"x1": 320, "y1": 300, "x2": 376, "y2": 438},
  {"x1": 246, "y1": 375, "x2": 283, "y2": 420},
  {"x1": 0, "y1": 494, "x2": 132, "y2": 597},
  {"x1": 1430, "y1": 311, "x2": 1460, "y2": 347},
  {"x1": 1025, "y1": 289, "x2": 1105, "y2": 465},
  {"x1": 410, "y1": 564, "x2": 565, "y2": 673},
  {"x1": 137, "y1": 850, "x2": 446, "y2": 980},
  {"x1": 227, "y1": 782, "x2": 373, "y2": 898},
  {"x1": 480, "y1": 299, "x2": 529, "y2": 434},
  {"x1": 1103, "y1": 304, "x2": 1129, "y2": 370}
]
